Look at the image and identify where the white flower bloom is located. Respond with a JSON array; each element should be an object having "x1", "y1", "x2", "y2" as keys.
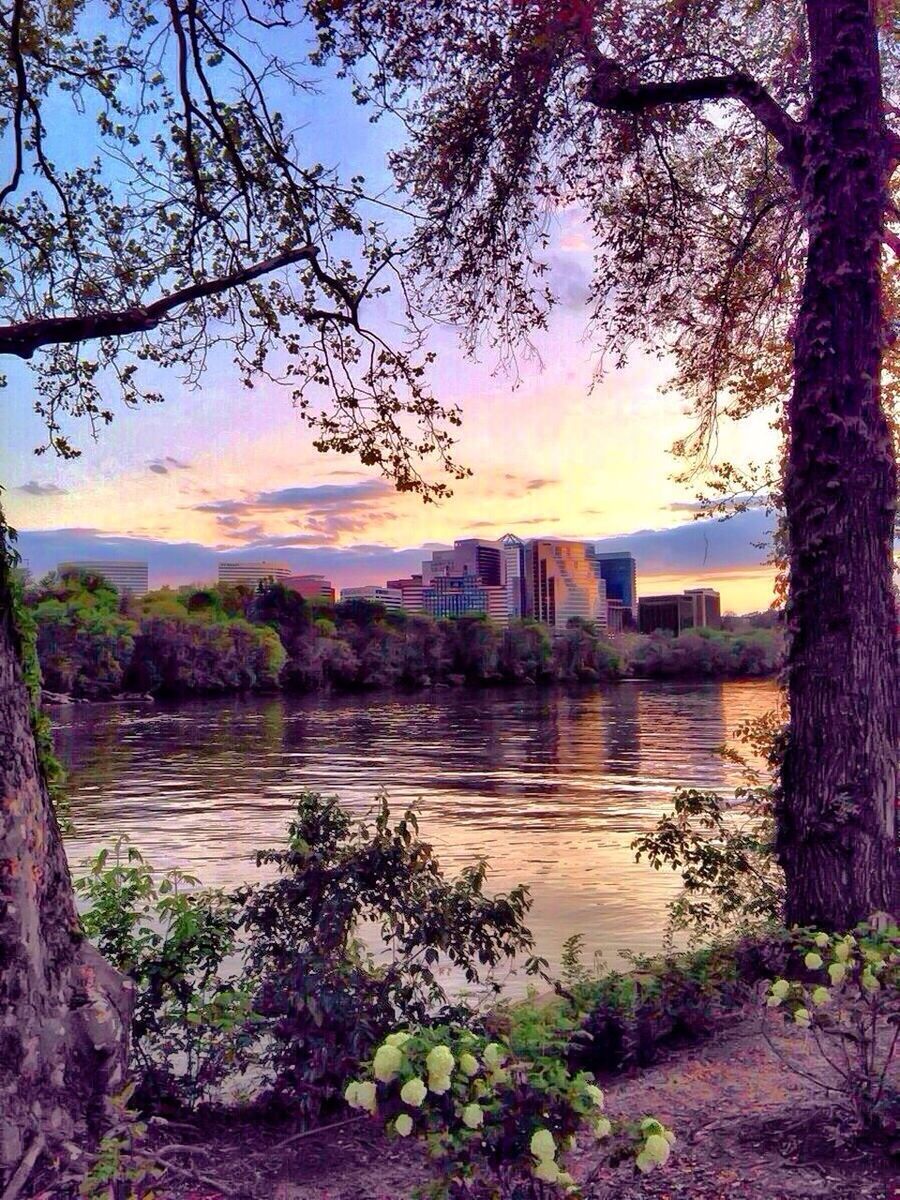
[
  {"x1": 804, "y1": 952, "x2": 823, "y2": 971},
  {"x1": 355, "y1": 1080, "x2": 377, "y2": 1114},
  {"x1": 771, "y1": 979, "x2": 791, "y2": 999},
  {"x1": 400, "y1": 1077, "x2": 427, "y2": 1107},
  {"x1": 530, "y1": 1129, "x2": 556, "y2": 1162},
  {"x1": 810, "y1": 986, "x2": 830, "y2": 1007},
  {"x1": 428, "y1": 1071, "x2": 452, "y2": 1096},
  {"x1": 458, "y1": 1052, "x2": 479, "y2": 1078},
  {"x1": 593, "y1": 1116, "x2": 612, "y2": 1139},
  {"x1": 483, "y1": 1043, "x2": 507, "y2": 1068},
  {"x1": 583, "y1": 1083, "x2": 605, "y2": 1108},
  {"x1": 640, "y1": 1118, "x2": 664, "y2": 1135},
  {"x1": 635, "y1": 1151, "x2": 656, "y2": 1173},
  {"x1": 426, "y1": 1045, "x2": 455, "y2": 1078},
  {"x1": 828, "y1": 962, "x2": 847, "y2": 985},
  {"x1": 644, "y1": 1133, "x2": 671, "y2": 1165},
  {"x1": 394, "y1": 1113, "x2": 413, "y2": 1137},
  {"x1": 462, "y1": 1103, "x2": 484, "y2": 1130},
  {"x1": 385, "y1": 1032, "x2": 411, "y2": 1048},
  {"x1": 558, "y1": 1171, "x2": 577, "y2": 1190},
  {"x1": 344, "y1": 1081, "x2": 360, "y2": 1108},
  {"x1": 766, "y1": 995, "x2": 783, "y2": 1008},
  {"x1": 813, "y1": 932, "x2": 830, "y2": 948},
  {"x1": 794, "y1": 1007, "x2": 811, "y2": 1028},
  {"x1": 861, "y1": 970, "x2": 880, "y2": 992},
  {"x1": 834, "y1": 940, "x2": 852, "y2": 963},
  {"x1": 373, "y1": 1044, "x2": 403, "y2": 1083},
  {"x1": 533, "y1": 1160, "x2": 560, "y2": 1183}
]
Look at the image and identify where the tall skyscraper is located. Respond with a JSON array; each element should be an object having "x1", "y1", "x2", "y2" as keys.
[
  {"x1": 58, "y1": 560, "x2": 149, "y2": 596},
  {"x1": 500, "y1": 533, "x2": 527, "y2": 619},
  {"x1": 422, "y1": 539, "x2": 505, "y2": 587},
  {"x1": 591, "y1": 550, "x2": 638, "y2": 615},
  {"x1": 523, "y1": 540, "x2": 608, "y2": 630},
  {"x1": 217, "y1": 561, "x2": 292, "y2": 588}
]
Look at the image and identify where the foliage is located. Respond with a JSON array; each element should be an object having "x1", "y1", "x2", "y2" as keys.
[
  {"x1": 633, "y1": 710, "x2": 786, "y2": 940},
  {"x1": 76, "y1": 840, "x2": 256, "y2": 1111},
  {"x1": 242, "y1": 791, "x2": 545, "y2": 1122},
  {"x1": 75, "y1": 1086, "x2": 162, "y2": 1200},
  {"x1": 763, "y1": 919, "x2": 900, "y2": 1134},
  {"x1": 624, "y1": 627, "x2": 783, "y2": 679},
  {"x1": 344, "y1": 1024, "x2": 675, "y2": 1198}
]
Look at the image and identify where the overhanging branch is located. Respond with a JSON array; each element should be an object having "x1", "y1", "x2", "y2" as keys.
[{"x1": 0, "y1": 244, "x2": 325, "y2": 359}]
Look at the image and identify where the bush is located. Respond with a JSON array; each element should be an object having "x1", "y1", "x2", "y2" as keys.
[
  {"x1": 344, "y1": 1024, "x2": 675, "y2": 1198},
  {"x1": 762, "y1": 918, "x2": 900, "y2": 1134}
]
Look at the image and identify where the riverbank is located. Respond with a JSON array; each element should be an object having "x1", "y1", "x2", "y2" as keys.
[{"x1": 106, "y1": 1011, "x2": 895, "y2": 1200}]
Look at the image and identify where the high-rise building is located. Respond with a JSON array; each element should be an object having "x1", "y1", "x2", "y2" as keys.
[
  {"x1": 606, "y1": 598, "x2": 630, "y2": 634},
  {"x1": 58, "y1": 560, "x2": 149, "y2": 596},
  {"x1": 340, "y1": 585, "x2": 403, "y2": 611},
  {"x1": 386, "y1": 574, "x2": 424, "y2": 613},
  {"x1": 685, "y1": 588, "x2": 722, "y2": 629},
  {"x1": 591, "y1": 550, "x2": 638, "y2": 615},
  {"x1": 638, "y1": 594, "x2": 695, "y2": 635},
  {"x1": 500, "y1": 533, "x2": 527, "y2": 619},
  {"x1": 422, "y1": 539, "x2": 505, "y2": 587},
  {"x1": 284, "y1": 574, "x2": 336, "y2": 604},
  {"x1": 217, "y1": 560, "x2": 292, "y2": 589},
  {"x1": 523, "y1": 540, "x2": 608, "y2": 630},
  {"x1": 422, "y1": 574, "x2": 507, "y2": 624}
]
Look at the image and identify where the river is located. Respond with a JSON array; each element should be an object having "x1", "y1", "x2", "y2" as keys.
[{"x1": 53, "y1": 678, "x2": 779, "y2": 982}]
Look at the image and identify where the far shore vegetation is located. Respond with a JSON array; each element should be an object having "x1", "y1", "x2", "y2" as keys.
[{"x1": 25, "y1": 569, "x2": 782, "y2": 701}]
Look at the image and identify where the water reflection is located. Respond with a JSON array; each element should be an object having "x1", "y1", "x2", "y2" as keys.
[{"x1": 55, "y1": 679, "x2": 777, "y2": 978}]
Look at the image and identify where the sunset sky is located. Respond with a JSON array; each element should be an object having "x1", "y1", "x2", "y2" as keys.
[{"x1": 1, "y1": 58, "x2": 780, "y2": 612}]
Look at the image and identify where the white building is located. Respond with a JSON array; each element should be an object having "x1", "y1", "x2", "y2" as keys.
[
  {"x1": 217, "y1": 560, "x2": 292, "y2": 588},
  {"x1": 340, "y1": 585, "x2": 403, "y2": 611},
  {"x1": 58, "y1": 560, "x2": 149, "y2": 596}
]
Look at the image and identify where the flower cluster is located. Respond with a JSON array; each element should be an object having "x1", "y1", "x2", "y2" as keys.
[
  {"x1": 763, "y1": 919, "x2": 899, "y2": 1130},
  {"x1": 343, "y1": 1024, "x2": 673, "y2": 1197}
]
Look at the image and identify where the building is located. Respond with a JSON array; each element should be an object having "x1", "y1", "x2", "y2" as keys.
[
  {"x1": 592, "y1": 550, "x2": 637, "y2": 615},
  {"x1": 340, "y1": 585, "x2": 403, "y2": 611},
  {"x1": 422, "y1": 539, "x2": 504, "y2": 587},
  {"x1": 422, "y1": 574, "x2": 508, "y2": 624},
  {"x1": 685, "y1": 588, "x2": 722, "y2": 629},
  {"x1": 284, "y1": 574, "x2": 335, "y2": 604},
  {"x1": 501, "y1": 533, "x2": 527, "y2": 619},
  {"x1": 386, "y1": 574, "x2": 424, "y2": 613},
  {"x1": 638, "y1": 594, "x2": 695, "y2": 636},
  {"x1": 217, "y1": 560, "x2": 292, "y2": 589},
  {"x1": 58, "y1": 560, "x2": 149, "y2": 596},
  {"x1": 523, "y1": 540, "x2": 608, "y2": 630},
  {"x1": 606, "y1": 598, "x2": 630, "y2": 635}
]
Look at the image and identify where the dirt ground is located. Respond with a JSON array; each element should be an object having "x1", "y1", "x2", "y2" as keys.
[{"x1": 65, "y1": 1012, "x2": 900, "y2": 1200}]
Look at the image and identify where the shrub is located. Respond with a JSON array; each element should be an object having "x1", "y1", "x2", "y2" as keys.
[
  {"x1": 344, "y1": 1024, "x2": 675, "y2": 1198},
  {"x1": 76, "y1": 840, "x2": 257, "y2": 1110},
  {"x1": 762, "y1": 918, "x2": 900, "y2": 1134},
  {"x1": 242, "y1": 792, "x2": 545, "y2": 1122}
]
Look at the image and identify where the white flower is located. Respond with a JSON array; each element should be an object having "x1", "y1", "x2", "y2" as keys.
[
  {"x1": 794, "y1": 1007, "x2": 811, "y2": 1028},
  {"x1": 583, "y1": 1083, "x2": 605, "y2": 1108},
  {"x1": 834, "y1": 940, "x2": 852, "y2": 963},
  {"x1": 558, "y1": 1171, "x2": 577, "y2": 1190},
  {"x1": 770, "y1": 979, "x2": 791, "y2": 1000},
  {"x1": 635, "y1": 1151, "x2": 656, "y2": 1173},
  {"x1": 533, "y1": 1160, "x2": 560, "y2": 1183},
  {"x1": 426, "y1": 1045, "x2": 455, "y2": 1078},
  {"x1": 804, "y1": 952, "x2": 823, "y2": 971},
  {"x1": 810, "y1": 986, "x2": 830, "y2": 1007},
  {"x1": 828, "y1": 962, "x2": 847, "y2": 985},
  {"x1": 483, "y1": 1043, "x2": 507, "y2": 1068},
  {"x1": 644, "y1": 1134, "x2": 671, "y2": 1165},
  {"x1": 355, "y1": 1080, "x2": 377, "y2": 1114},
  {"x1": 462, "y1": 1103, "x2": 484, "y2": 1130},
  {"x1": 813, "y1": 932, "x2": 830, "y2": 948},
  {"x1": 428, "y1": 1071, "x2": 452, "y2": 1095},
  {"x1": 400, "y1": 1077, "x2": 427, "y2": 1107},
  {"x1": 344, "y1": 1081, "x2": 360, "y2": 1108},
  {"x1": 458, "y1": 1052, "x2": 479, "y2": 1078},
  {"x1": 861, "y1": 970, "x2": 880, "y2": 992},
  {"x1": 385, "y1": 1032, "x2": 411, "y2": 1048},
  {"x1": 373, "y1": 1043, "x2": 403, "y2": 1083},
  {"x1": 394, "y1": 1113, "x2": 413, "y2": 1137},
  {"x1": 593, "y1": 1116, "x2": 612, "y2": 1139},
  {"x1": 766, "y1": 994, "x2": 784, "y2": 1008},
  {"x1": 640, "y1": 1119, "x2": 664, "y2": 1136},
  {"x1": 530, "y1": 1129, "x2": 556, "y2": 1163}
]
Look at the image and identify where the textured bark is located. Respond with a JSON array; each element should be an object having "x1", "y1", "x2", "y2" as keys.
[
  {"x1": 0, "y1": 545, "x2": 132, "y2": 1189},
  {"x1": 779, "y1": 0, "x2": 899, "y2": 928}
]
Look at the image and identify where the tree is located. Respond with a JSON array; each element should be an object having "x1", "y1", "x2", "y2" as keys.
[
  {"x1": 0, "y1": 1, "x2": 461, "y2": 1186},
  {"x1": 307, "y1": 0, "x2": 899, "y2": 927}
]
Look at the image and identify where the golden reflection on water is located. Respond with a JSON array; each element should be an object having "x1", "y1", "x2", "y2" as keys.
[{"x1": 55, "y1": 679, "x2": 778, "y2": 978}]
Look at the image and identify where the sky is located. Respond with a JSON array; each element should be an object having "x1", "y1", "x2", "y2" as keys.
[{"x1": 1, "y1": 38, "x2": 781, "y2": 613}]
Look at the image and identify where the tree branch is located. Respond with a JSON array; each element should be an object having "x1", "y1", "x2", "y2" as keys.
[
  {"x1": 586, "y1": 62, "x2": 804, "y2": 174},
  {"x1": 0, "y1": 244, "x2": 321, "y2": 359}
]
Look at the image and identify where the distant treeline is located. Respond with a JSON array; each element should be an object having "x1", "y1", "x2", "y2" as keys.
[{"x1": 27, "y1": 572, "x2": 783, "y2": 700}]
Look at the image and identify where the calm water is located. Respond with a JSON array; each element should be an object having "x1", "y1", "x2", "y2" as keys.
[{"x1": 53, "y1": 679, "x2": 778, "y2": 981}]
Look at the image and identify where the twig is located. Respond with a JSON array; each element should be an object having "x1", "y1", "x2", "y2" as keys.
[
  {"x1": 248, "y1": 1114, "x2": 367, "y2": 1159},
  {"x1": 155, "y1": 1143, "x2": 213, "y2": 1159},
  {"x1": 140, "y1": 1153, "x2": 230, "y2": 1194},
  {"x1": 2, "y1": 1134, "x2": 45, "y2": 1200}
]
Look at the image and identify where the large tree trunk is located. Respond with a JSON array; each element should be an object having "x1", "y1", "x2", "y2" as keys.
[
  {"x1": 779, "y1": 0, "x2": 898, "y2": 928},
  {"x1": 0, "y1": 541, "x2": 132, "y2": 1191}
]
